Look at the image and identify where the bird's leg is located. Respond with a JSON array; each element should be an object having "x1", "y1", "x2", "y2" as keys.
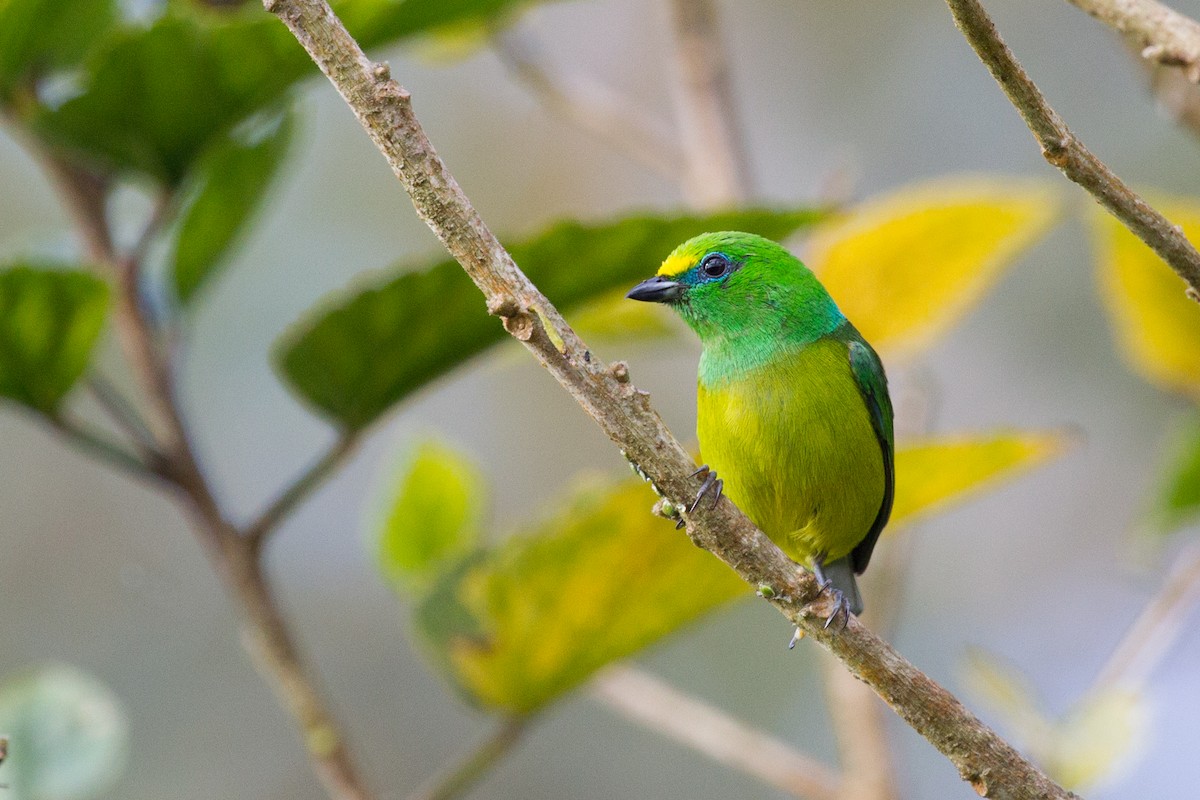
[
  {"x1": 687, "y1": 464, "x2": 724, "y2": 513},
  {"x1": 810, "y1": 553, "x2": 851, "y2": 631}
]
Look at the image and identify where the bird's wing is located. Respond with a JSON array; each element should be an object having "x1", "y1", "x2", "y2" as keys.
[{"x1": 847, "y1": 338, "x2": 894, "y2": 575}]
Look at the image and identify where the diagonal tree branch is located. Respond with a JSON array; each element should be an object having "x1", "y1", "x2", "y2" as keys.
[
  {"x1": 946, "y1": 0, "x2": 1200, "y2": 300},
  {"x1": 262, "y1": 2, "x2": 1080, "y2": 797},
  {"x1": 1064, "y1": 0, "x2": 1200, "y2": 80}
]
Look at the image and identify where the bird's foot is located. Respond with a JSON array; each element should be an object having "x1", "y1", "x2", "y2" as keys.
[
  {"x1": 821, "y1": 588, "x2": 851, "y2": 632},
  {"x1": 688, "y1": 465, "x2": 724, "y2": 513},
  {"x1": 809, "y1": 553, "x2": 851, "y2": 632}
]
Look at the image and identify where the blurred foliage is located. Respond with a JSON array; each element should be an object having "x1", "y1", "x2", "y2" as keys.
[
  {"x1": 28, "y1": 13, "x2": 297, "y2": 184},
  {"x1": 0, "y1": 665, "x2": 128, "y2": 800},
  {"x1": 170, "y1": 106, "x2": 294, "y2": 304},
  {"x1": 383, "y1": 430, "x2": 1065, "y2": 714},
  {"x1": 1145, "y1": 412, "x2": 1200, "y2": 536},
  {"x1": 806, "y1": 176, "x2": 1060, "y2": 360},
  {"x1": 335, "y1": 0, "x2": 554, "y2": 49},
  {"x1": 8, "y1": 0, "x2": 553, "y2": 185},
  {"x1": 569, "y1": 286, "x2": 679, "y2": 345},
  {"x1": 275, "y1": 208, "x2": 827, "y2": 430},
  {"x1": 963, "y1": 649, "x2": 1147, "y2": 792},
  {"x1": 377, "y1": 439, "x2": 484, "y2": 591},
  {"x1": 0, "y1": 266, "x2": 108, "y2": 414},
  {"x1": 0, "y1": 0, "x2": 1139, "y2": 789},
  {"x1": 411, "y1": 475, "x2": 747, "y2": 714},
  {"x1": 1093, "y1": 196, "x2": 1200, "y2": 400},
  {"x1": 890, "y1": 431, "x2": 1069, "y2": 525},
  {"x1": 0, "y1": 0, "x2": 114, "y2": 103}
]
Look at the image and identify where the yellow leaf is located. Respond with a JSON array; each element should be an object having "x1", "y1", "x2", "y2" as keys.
[
  {"x1": 892, "y1": 430, "x2": 1071, "y2": 526},
  {"x1": 412, "y1": 429, "x2": 1066, "y2": 714},
  {"x1": 414, "y1": 478, "x2": 747, "y2": 714},
  {"x1": 961, "y1": 653, "x2": 1149, "y2": 792},
  {"x1": 1092, "y1": 195, "x2": 1200, "y2": 399},
  {"x1": 1048, "y1": 688, "x2": 1148, "y2": 792},
  {"x1": 806, "y1": 176, "x2": 1060, "y2": 359},
  {"x1": 960, "y1": 648, "x2": 1053, "y2": 749}
]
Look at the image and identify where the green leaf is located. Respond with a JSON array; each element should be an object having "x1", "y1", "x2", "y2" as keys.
[
  {"x1": 276, "y1": 207, "x2": 828, "y2": 430},
  {"x1": 376, "y1": 439, "x2": 484, "y2": 591},
  {"x1": 339, "y1": 0, "x2": 556, "y2": 50},
  {"x1": 0, "y1": 665, "x2": 128, "y2": 800},
  {"x1": 31, "y1": 14, "x2": 301, "y2": 184},
  {"x1": 0, "y1": 265, "x2": 108, "y2": 413},
  {"x1": 1146, "y1": 412, "x2": 1200, "y2": 536},
  {"x1": 171, "y1": 107, "x2": 294, "y2": 304},
  {"x1": 19, "y1": 0, "x2": 563, "y2": 184},
  {"x1": 412, "y1": 476, "x2": 748, "y2": 714},
  {"x1": 0, "y1": 0, "x2": 115, "y2": 103}
]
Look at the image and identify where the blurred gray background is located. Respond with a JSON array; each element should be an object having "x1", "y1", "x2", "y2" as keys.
[{"x1": 3, "y1": 0, "x2": 1199, "y2": 797}]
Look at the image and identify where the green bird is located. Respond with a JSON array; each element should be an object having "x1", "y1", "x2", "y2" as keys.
[{"x1": 626, "y1": 231, "x2": 894, "y2": 626}]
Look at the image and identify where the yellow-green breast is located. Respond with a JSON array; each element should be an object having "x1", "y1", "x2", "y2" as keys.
[{"x1": 697, "y1": 336, "x2": 885, "y2": 567}]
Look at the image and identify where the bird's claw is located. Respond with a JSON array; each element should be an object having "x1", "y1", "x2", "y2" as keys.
[
  {"x1": 688, "y1": 465, "x2": 724, "y2": 513},
  {"x1": 821, "y1": 587, "x2": 851, "y2": 631},
  {"x1": 808, "y1": 554, "x2": 850, "y2": 631}
]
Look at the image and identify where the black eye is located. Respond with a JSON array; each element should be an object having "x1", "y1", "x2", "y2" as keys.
[{"x1": 701, "y1": 253, "x2": 730, "y2": 278}]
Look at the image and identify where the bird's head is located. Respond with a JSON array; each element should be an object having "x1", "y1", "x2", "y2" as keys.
[{"x1": 626, "y1": 231, "x2": 843, "y2": 345}]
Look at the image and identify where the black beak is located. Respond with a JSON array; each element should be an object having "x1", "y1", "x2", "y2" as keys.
[{"x1": 626, "y1": 275, "x2": 685, "y2": 303}]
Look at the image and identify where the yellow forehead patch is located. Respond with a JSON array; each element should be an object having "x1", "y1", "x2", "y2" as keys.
[{"x1": 657, "y1": 252, "x2": 696, "y2": 277}]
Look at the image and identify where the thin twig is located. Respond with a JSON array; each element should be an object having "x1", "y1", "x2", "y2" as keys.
[
  {"x1": 223, "y1": 535, "x2": 375, "y2": 800},
  {"x1": 1064, "y1": 0, "x2": 1200, "y2": 80},
  {"x1": 1093, "y1": 542, "x2": 1200, "y2": 690},
  {"x1": 406, "y1": 718, "x2": 529, "y2": 800},
  {"x1": 39, "y1": 152, "x2": 377, "y2": 800},
  {"x1": 86, "y1": 375, "x2": 162, "y2": 456},
  {"x1": 946, "y1": 0, "x2": 1200, "y2": 299},
  {"x1": 665, "y1": 0, "x2": 753, "y2": 208},
  {"x1": 492, "y1": 26, "x2": 683, "y2": 179},
  {"x1": 593, "y1": 665, "x2": 841, "y2": 800},
  {"x1": 245, "y1": 432, "x2": 361, "y2": 550},
  {"x1": 45, "y1": 413, "x2": 166, "y2": 485},
  {"x1": 262, "y1": 3, "x2": 1080, "y2": 797}
]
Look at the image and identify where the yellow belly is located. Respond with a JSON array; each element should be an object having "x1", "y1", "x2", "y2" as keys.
[{"x1": 696, "y1": 338, "x2": 884, "y2": 566}]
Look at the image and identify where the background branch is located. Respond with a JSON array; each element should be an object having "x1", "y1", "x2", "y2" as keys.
[
  {"x1": 245, "y1": 431, "x2": 361, "y2": 550},
  {"x1": 1094, "y1": 542, "x2": 1200, "y2": 690},
  {"x1": 406, "y1": 718, "x2": 528, "y2": 800},
  {"x1": 665, "y1": 0, "x2": 752, "y2": 207},
  {"x1": 593, "y1": 665, "x2": 841, "y2": 800},
  {"x1": 86, "y1": 375, "x2": 161, "y2": 458},
  {"x1": 44, "y1": 412, "x2": 165, "y2": 485},
  {"x1": 38, "y1": 159, "x2": 377, "y2": 800},
  {"x1": 946, "y1": 0, "x2": 1200, "y2": 299},
  {"x1": 1065, "y1": 0, "x2": 1200, "y2": 79},
  {"x1": 262, "y1": 2, "x2": 1080, "y2": 797},
  {"x1": 492, "y1": 26, "x2": 683, "y2": 179}
]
